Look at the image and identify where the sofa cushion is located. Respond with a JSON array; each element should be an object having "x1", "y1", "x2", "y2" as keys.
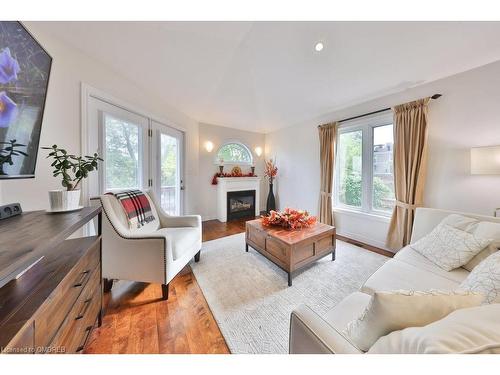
[
  {"x1": 368, "y1": 304, "x2": 500, "y2": 354},
  {"x1": 395, "y1": 246, "x2": 470, "y2": 283},
  {"x1": 344, "y1": 290, "x2": 483, "y2": 352},
  {"x1": 361, "y1": 259, "x2": 461, "y2": 295},
  {"x1": 411, "y1": 223, "x2": 491, "y2": 271},
  {"x1": 459, "y1": 251, "x2": 500, "y2": 304},
  {"x1": 157, "y1": 227, "x2": 200, "y2": 260},
  {"x1": 325, "y1": 292, "x2": 372, "y2": 332}
]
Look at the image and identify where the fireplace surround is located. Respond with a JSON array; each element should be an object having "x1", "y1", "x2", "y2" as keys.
[{"x1": 216, "y1": 177, "x2": 261, "y2": 222}]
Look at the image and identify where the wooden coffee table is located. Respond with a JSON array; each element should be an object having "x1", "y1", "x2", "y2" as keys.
[{"x1": 245, "y1": 219, "x2": 336, "y2": 286}]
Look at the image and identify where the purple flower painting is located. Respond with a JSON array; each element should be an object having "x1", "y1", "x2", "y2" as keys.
[
  {"x1": 0, "y1": 48, "x2": 20, "y2": 85},
  {"x1": 0, "y1": 91, "x2": 18, "y2": 128},
  {"x1": 0, "y1": 21, "x2": 52, "y2": 177}
]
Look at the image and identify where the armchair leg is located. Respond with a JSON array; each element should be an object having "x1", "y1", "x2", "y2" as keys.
[
  {"x1": 194, "y1": 250, "x2": 201, "y2": 263},
  {"x1": 162, "y1": 284, "x2": 169, "y2": 300},
  {"x1": 103, "y1": 278, "x2": 114, "y2": 293}
]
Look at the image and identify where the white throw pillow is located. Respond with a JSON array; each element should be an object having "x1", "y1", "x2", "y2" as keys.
[
  {"x1": 343, "y1": 290, "x2": 484, "y2": 352},
  {"x1": 441, "y1": 214, "x2": 478, "y2": 232},
  {"x1": 368, "y1": 304, "x2": 500, "y2": 354},
  {"x1": 459, "y1": 251, "x2": 500, "y2": 303},
  {"x1": 411, "y1": 222, "x2": 491, "y2": 271}
]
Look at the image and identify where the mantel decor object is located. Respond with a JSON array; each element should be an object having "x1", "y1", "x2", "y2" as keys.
[
  {"x1": 264, "y1": 159, "x2": 278, "y2": 213},
  {"x1": 42, "y1": 145, "x2": 102, "y2": 212}
]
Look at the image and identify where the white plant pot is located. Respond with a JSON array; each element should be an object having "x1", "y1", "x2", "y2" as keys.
[{"x1": 48, "y1": 189, "x2": 81, "y2": 211}]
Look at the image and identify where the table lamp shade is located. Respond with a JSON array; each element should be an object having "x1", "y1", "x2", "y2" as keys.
[{"x1": 471, "y1": 146, "x2": 500, "y2": 175}]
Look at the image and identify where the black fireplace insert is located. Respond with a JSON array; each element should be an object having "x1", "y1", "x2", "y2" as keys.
[{"x1": 227, "y1": 190, "x2": 256, "y2": 221}]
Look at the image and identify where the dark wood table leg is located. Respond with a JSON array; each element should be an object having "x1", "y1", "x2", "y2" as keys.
[
  {"x1": 288, "y1": 272, "x2": 292, "y2": 287},
  {"x1": 245, "y1": 243, "x2": 249, "y2": 252},
  {"x1": 332, "y1": 249, "x2": 336, "y2": 261}
]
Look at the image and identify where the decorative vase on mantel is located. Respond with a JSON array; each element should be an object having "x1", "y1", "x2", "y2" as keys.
[{"x1": 266, "y1": 178, "x2": 276, "y2": 213}]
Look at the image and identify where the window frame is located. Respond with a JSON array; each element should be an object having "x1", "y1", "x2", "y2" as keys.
[
  {"x1": 98, "y1": 110, "x2": 149, "y2": 194},
  {"x1": 334, "y1": 112, "x2": 394, "y2": 217},
  {"x1": 214, "y1": 141, "x2": 254, "y2": 166}
]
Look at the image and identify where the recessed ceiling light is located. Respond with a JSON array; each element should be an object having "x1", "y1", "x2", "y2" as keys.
[{"x1": 314, "y1": 42, "x2": 324, "y2": 52}]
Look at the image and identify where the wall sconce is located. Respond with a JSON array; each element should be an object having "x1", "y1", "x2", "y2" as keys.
[
  {"x1": 254, "y1": 146, "x2": 263, "y2": 157},
  {"x1": 205, "y1": 141, "x2": 214, "y2": 153},
  {"x1": 471, "y1": 146, "x2": 500, "y2": 175}
]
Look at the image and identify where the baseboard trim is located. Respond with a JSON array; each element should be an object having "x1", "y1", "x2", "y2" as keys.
[{"x1": 337, "y1": 235, "x2": 394, "y2": 258}]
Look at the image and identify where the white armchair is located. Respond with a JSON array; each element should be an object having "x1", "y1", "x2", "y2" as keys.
[{"x1": 94, "y1": 191, "x2": 202, "y2": 300}]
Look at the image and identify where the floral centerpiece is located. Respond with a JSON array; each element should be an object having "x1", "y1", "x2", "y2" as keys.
[{"x1": 262, "y1": 208, "x2": 317, "y2": 230}]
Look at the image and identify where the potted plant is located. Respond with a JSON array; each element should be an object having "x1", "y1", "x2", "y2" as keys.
[
  {"x1": 42, "y1": 145, "x2": 103, "y2": 211},
  {"x1": 264, "y1": 159, "x2": 278, "y2": 213}
]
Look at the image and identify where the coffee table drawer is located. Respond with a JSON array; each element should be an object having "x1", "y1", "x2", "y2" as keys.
[
  {"x1": 266, "y1": 237, "x2": 288, "y2": 263},
  {"x1": 316, "y1": 235, "x2": 334, "y2": 255},
  {"x1": 294, "y1": 243, "x2": 315, "y2": 263},
  {"x1": 248, "y1": 227, "x2": 266, "y2": 249}
]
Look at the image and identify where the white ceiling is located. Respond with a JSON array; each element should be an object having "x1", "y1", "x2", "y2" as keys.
[{"x1": 35, "y1": 21, "x2": 500, "y2": 133}]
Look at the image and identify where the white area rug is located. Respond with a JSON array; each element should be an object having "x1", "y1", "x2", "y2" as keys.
[{"x1": 191, "y1": 233, "x2": 387, "y2": 354}]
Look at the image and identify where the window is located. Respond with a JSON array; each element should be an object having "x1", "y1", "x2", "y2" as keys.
[
  {"x1": 104, "y1": 114, "x2": 142, "y2": 190},
  {"x1": 335, "y1": 113, "x2": 395, "y2": 215},
  {"x1": 216, "y1": 142, "x2": 253, "y2": 165},
  {"x1": 372, "y1": 124, "x2": 395, "y2": 212},
  {"x1": 338, "y1": 130, "x2": 363, "y2": 208}
]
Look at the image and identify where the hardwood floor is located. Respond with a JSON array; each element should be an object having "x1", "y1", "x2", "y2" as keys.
[
  {"x1": 85, "y1": 216, "x2": 388, "y2": 354},
  {"x1": 84, "y1": 219, "x2": 253, "y2": 354}
]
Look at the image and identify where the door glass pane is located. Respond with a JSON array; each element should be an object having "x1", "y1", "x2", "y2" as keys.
[
  {"x1": 104, "y1": 115, "x2": 140, "y2": 190},
  {"x1": 338, "y1": 130, "x2": 363, "y2": 207},
  {"x1": 160, "y1": 133, "x2": 179, "y2": 215},
  {"x1": 373, "y1": 124, "x2": 395, "y2": 212}
]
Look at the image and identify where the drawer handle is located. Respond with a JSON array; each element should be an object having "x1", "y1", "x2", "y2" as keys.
[
  {"x1": 76, "y1": 326, "x2": 93, "y2": 353},
  {"x1": 75, "y1": 298, "x2": 93, "y2": 320},
  {"x1": 73, "y1": 270, "x2": 90, "y2": 287}
]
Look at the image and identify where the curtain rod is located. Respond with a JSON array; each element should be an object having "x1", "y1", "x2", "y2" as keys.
[{"x1": 319, "y1": 94, "x2": 442, "y2": 127}]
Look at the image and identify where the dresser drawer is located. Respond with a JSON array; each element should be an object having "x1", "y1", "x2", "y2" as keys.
[
  {"x1": 1, "y1": 322, "x2": 34, "y2": 354},
  {"x1": 34, "y1": 239, "x2": 100, "y2": 348},
  {"x1": 49, "y1": 266, "x2": 101, "y2": 353}
]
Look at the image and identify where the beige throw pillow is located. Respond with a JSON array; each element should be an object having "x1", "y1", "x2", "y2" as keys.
[
  {"x1": 411, "y1": 223, "x2": 491, "y2": 271},
  {"x1": 343, "y1": 290, "x2": 484, "y2": 352},
  {"x1": 368, "y1": 304, "x2": 500, "y2": 354}
]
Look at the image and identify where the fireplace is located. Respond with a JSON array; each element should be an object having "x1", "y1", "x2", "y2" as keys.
[{"x1": 227, "y1": 190, "x2": 256, "y2": 221}]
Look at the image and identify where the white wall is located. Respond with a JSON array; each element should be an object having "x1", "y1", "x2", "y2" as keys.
[
  {"x1": 198, "y1": 123, "x2": 266, "y2": 220},
  {"x1": 0, "y1": 22, "x2": 200, "y2": 215},
  {"x1": 265, "y1": 60, "x2": 500, "y2": 251}
]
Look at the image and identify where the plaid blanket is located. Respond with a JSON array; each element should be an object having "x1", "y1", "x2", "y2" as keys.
[{"x1": 108, "y1": 190, "x2": 156, "y2": 229}]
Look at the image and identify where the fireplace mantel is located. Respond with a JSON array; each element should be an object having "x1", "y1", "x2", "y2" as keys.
[{"x1": 216, "y1": 177, "x2": 261, "y2": 222}]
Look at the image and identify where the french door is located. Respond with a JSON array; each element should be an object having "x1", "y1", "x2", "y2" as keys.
[
  {"x1": 151, "y1": 121, "x2": 184, "y2": 216},
  {"x1": 89, "y1": 96, "x2": 184, "y2": 215}
]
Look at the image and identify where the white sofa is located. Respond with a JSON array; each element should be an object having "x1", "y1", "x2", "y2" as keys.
[
  {"x1": 289, "y1": 207, "x2": 500, "y2": 354},
  {"x1": 94, "y1": 191, "x2": 202, "y2": 300}
]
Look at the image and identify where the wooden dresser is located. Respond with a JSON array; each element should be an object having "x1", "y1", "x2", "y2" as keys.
[{"x1": 0, "y1": 207, "x2": 102, "y2": 354}]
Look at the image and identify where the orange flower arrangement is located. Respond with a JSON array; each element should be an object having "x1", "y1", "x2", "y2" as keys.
[
  {"x1": 264, "y1": 159, "x2": 278, "y2": 183},
  {"x1": 262, "y1": 208, "x2": 317, "y2": 230}
]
